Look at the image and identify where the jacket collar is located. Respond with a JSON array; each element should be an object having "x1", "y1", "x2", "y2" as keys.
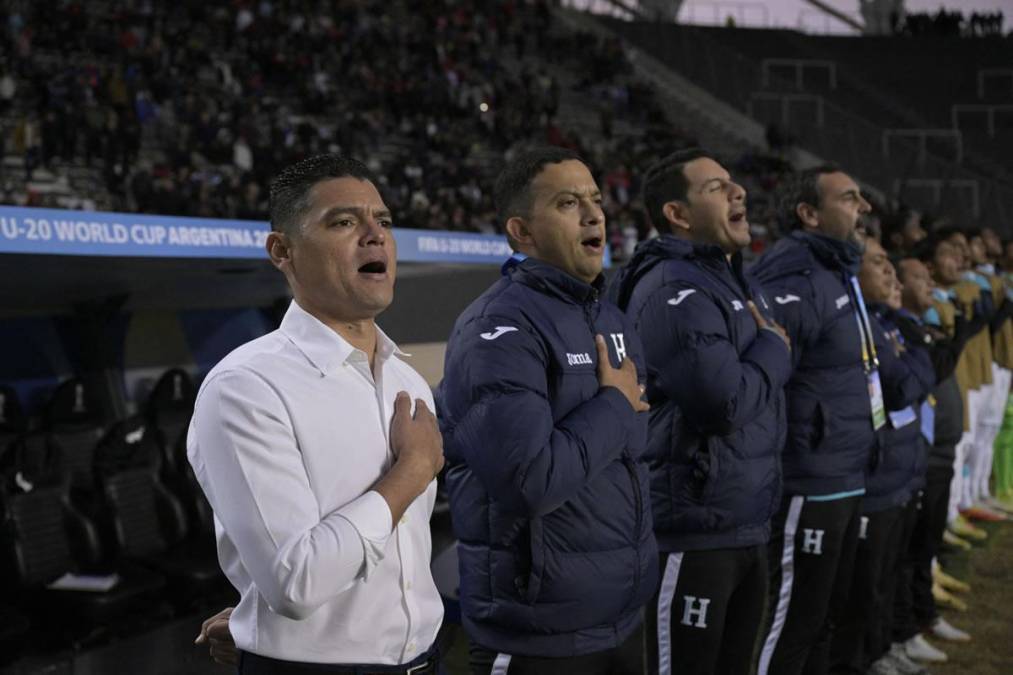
[
  {"x1": 504, "y1": 255, "x2": 604, "y2": 305},
  {"x1": 609, "y1": 235, "x2": 744, "y2": 309},
  {"x1": 896, "y1": 306, "x2": 925, "y2": 324},
  {"x1": 639, "y1": 234, "x2": 731, "y2": 265},
  {"x1": 867, "y1": 302, "x2": 891, "y2": 318},
  {"x1": 279, "y1": 300, "x2": 405, "y2": 376},
  {"x1": 791, "y1": 230, "x2": 863, "y2": 274}
]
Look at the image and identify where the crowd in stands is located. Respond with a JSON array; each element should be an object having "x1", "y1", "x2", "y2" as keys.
[
  {"x1": 4, "y1": 1, "x2": 991, "y2": 265},
  {"x1": 894, "y1": 9, "x2": 1006, "y2": 38},
  {"x1": 0, "y1": 1, "x2": 687, "y2": 254},
  {"x1": 0, "y1": 1, "x2": 809, "y2": 263}
]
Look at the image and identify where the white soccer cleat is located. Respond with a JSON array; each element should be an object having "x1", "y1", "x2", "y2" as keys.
[
  {"x1": 904, "y1": 634, "x2": 948, "y2": 663},
  {"x1": 930, "y1": 617, "x2": 971, "y2": 642}
]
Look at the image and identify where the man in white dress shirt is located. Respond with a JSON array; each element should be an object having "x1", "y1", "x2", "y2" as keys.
[{"x1": 187, "y1": 154, "x2": 446, "y2": 674}]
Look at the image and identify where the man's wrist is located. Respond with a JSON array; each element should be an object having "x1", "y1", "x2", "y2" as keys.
[{"x1": 390, "y1": 454, "x2": 435, "y2": 493}]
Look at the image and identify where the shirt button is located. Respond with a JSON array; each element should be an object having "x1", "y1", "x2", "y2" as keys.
[
  {"x1": 400, "y1": 515, "x2": 408, "y2": 525},
  {"x1": 407, "y1": 641, "x2": 416, "y2": 653},
  {"x1": 405, "y1": 580, "x2": 413, "y2": 590}
]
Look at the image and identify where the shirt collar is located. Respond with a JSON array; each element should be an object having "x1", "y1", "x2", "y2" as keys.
[{"x1": 279, "y1": 300, "x2": 406, "y2": 375}]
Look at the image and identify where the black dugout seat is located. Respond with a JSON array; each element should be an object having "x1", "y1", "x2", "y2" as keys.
[
  {"x1": 145, "y1": 368, "x2": 213, "y2": 538},
  {"x1": 45, "y1": 378, "x2": 107, "y2": 497},
  {"x1": 43, "y1": 378, "x2": 109, "y2": 568},
  {"x1": 0, "y1": 433, "x2": 165, "y2": 632},
  {"x1": 93, "y1": 415, "x2": 222, "y2": 605}
]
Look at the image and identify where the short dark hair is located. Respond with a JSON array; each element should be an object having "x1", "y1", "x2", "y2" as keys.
[
  {"x1": 641, "y1": 147, "x2": 712, "y2": 232},
  {"x1": 895, "y1": 256, "x2": 918, "y2": 284},
  {"x1": 493, "y1": 146, "x2": 583, "y2": 235},
  {"x1": 880, "y1": 205, "x2": 915, "y2": 252},
  {"x1": 269, "y1": 154, "x2": 377, "y2": 235},
  {"x1": 964, "y1": 226, "x2": 983, "y2": 241},
  {"x1": 776, "y1": 163, "x2": 843, "y2": 231},
  {"x1": 934, "y1": 224, "x2": 966, "y2": 243},
  {"x1": 911, "y1": 234, "x2": 947, "y2": 264}
]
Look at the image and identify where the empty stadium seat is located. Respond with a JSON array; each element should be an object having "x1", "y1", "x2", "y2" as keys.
[
  {"x1": 93, "y1": 416, "x2": 222, "y2": 606},
  {"x1": 0, "y1": 433, "x2": 165, "y2": 634},
  {"x1": 145, "y1": 368, "x2": 213, "y2": 538},
  {"x1": 45, "y1": 378, "x2": 107, "y2": 497}
]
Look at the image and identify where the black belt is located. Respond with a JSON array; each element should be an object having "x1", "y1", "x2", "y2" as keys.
[{"x1": 238, "y1": 649, "x2": 438, "y2": 675}]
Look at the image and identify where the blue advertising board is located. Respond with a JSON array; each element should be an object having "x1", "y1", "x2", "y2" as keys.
[{"x1": 0, "y1": 206, "x2": 610, "y2": 266}]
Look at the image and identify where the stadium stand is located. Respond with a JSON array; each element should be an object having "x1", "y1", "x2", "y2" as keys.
[
  {"x1": 594, "y1": 14, "x2": 1013, "y2": 226},
  {"x1": 0, "y1": 0, "x2": 805, "y2": 259}
]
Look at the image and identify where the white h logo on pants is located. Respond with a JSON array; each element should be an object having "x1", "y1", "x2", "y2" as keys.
[
  {"x1": 802, "y1": 528, "x2": 825, "y2": 555},
  {"x1": 681, "y1": 596, "x2": 711, "y2": 628}
]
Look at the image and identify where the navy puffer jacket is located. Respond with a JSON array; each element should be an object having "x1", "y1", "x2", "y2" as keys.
[
  {"x1": 438, "y1": 257, "x2": 657, "y2": 658},
  {"x1": 864, "y1": 306, "x2": 936, "y2": 513},
  {"x1": 609, "y1": 236, "x2": 790, "y2": 552},
  {"x1": 749, "y1": 231, "x2": 876, "y2": 496}
]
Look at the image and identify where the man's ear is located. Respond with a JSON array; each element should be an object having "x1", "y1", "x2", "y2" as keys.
[
  {"x1": 796, "y1": 202, "x2": 820, "y2": 230},
  {"x1": 505, "y1": 216, "x2": 533, "y2": 248},
  {"x1": 662, "y1": 201, "x2": 691, "y2": 233},
  {"x1": 266, "y1": 231, "x2": 292, "y2": 270}
]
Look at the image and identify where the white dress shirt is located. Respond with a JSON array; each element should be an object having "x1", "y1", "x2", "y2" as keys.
[{"x1": 187, "y1": 300, "x2": 443, "y2": 664}]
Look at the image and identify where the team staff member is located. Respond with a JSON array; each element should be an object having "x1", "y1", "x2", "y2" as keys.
[
  {"x1": 829, "y1": 239, "x2": 935, "y2": 675},
  {"x1": 609, "y1": 149, "x2": 791, "y2": 675},
  {"x1": 750, "y1": 164, "x2": 877, "y2": 675},
  {"x1": 187, "y1": 155, "x2": 446, "y2": 674},
  {"x1": 438, "y1": 147, "x2": 656, "y2": 674}
]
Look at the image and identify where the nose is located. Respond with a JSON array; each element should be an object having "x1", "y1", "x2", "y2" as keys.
[
  {"x1": 858, "y1": 195, "x2": 872, "y2": 214},
  {"x1": 581, "y1": 199, "x2": 604, "y2": 227},
  {"x1": 730, "y1": 181, "x2": 746, "y2": 202},
  {"x1": 361, "y1": 215, "x2": 387, "y2": 246}
]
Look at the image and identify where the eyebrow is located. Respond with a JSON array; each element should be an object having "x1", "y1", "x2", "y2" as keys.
[
  {"x1": 839, "y1": 188, "x2": 862, "y2": 199},
  {"x1": 549, "y1": 188, "x2": 602, "y2": 200},
  {"x1": 317, "y1": 205, "x2": 392, "y2": 223},
  {"x1": 699, "y1": 177, "x2": 728, "y2": 189}
]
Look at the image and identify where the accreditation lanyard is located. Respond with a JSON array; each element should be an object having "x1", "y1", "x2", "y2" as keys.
[
  {"x1": 847, "y1": 275, "x2": 887, "y2": 430},
  {"x1": 847, "y1": 276, "x2": 879, "y2": 374}
]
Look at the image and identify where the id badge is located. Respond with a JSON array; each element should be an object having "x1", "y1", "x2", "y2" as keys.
[
  {"x1": 888, "y1": 406, "x2": 917, "y2": 429},
  {"x1": 867, "y1": 369, "x2": 887, "y2": 430},
  {"x1": 920, "y1": 398, "x2": 935, "y2": 445}
]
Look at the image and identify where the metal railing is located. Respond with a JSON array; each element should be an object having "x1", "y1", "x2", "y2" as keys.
[
  {"x1": 953, "y1": 104, "x2": 1013, "y2": 137},
  {"x1": 761, "y1": 58, "x2": 837, "y2": 90},
  {"x1": 978, "y1": 69, "x2": 1013, "y2": 100},
  {"x1": 882, "y1": 129, "x2": 964, "y2": 166},
  {"x1": 893, "y1": 179, "x2": 980, "y2": 220},
  {"x1": 748, "y1": 93, "x2": 826, "y2": 128}
]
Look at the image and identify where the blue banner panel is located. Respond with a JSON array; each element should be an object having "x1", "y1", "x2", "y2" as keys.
[
  {"x1": 0, "y1": 206, "x2": 610, "y2": 266},
  {"x1": 0, "y1": 207, "x2": 269, "y2": 259}
]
